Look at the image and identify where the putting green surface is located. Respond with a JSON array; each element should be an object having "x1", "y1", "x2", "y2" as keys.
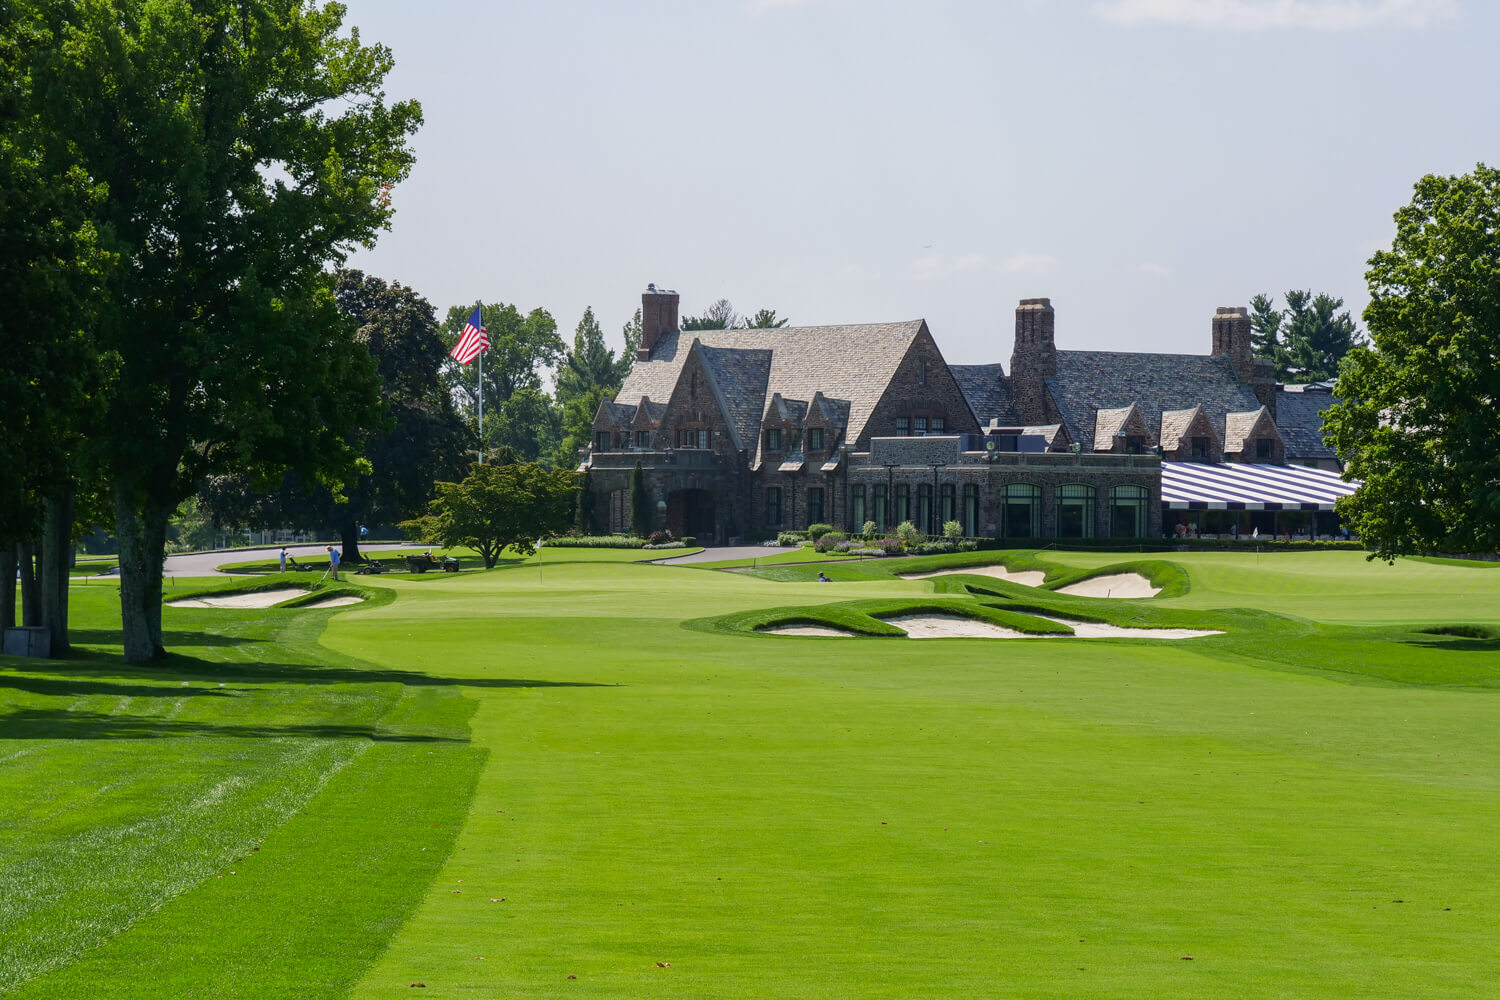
[{"x1": 5, "y1": 549, "x2": 1500, "y2": 997}]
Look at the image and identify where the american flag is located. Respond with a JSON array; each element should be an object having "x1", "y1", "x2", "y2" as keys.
[{"x1": 450, "y1": 307, "x2": 489, "y2": 365}]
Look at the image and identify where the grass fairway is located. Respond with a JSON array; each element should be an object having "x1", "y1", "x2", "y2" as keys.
[{"x1": 5, "y1": 549, "x2": 1500, "y2": 997}]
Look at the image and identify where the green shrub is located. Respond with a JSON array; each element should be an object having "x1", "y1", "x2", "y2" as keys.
[
  {"x1": 942, "y1": 520, "x2": 963, "y2": 540},
  {"x1": 813, "y1": 531, "x2": 847, "y2": 553},
  {"x1": 680, "y1": 536, "x2": 697, "y2": 547},
  {"x1": 540, "y1": 535, "x2": 647, "y2": 549},
  {"x1": 862, "y1": 520, "x2": 878, "y2": 538},
  {"x1": 896, "y1": 521, "x2": 924, "y2": 545},
  {"x1": 807, "y1": 523, "x2": 835, "y2": 542},
  {"x1": 776, "y1": 531, "x2": 804, "y2": 547}
]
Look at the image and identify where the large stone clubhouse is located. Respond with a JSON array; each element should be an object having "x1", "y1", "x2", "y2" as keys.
[{"x1": 583, "y1": 284, "x2": 1347, "y2": 543}]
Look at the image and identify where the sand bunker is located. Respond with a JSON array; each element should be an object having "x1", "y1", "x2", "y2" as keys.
[
  {"x1": 168, "y1": 588, "x2": 307, "y2": 609},
  {"x1": 760, "y1": 624, "x2": 859, "y2": 637},
  {"x1": 299, "y1": 595, "x2": 364, "y2": 608},
  {"x1": 901, "y1": 565, "x2": 1047, "y2": 587},
  {"x1": 1055, "y1": 573, "x2": 1161, "y2": 599},
  {"x1": 886, "y1": 613, "x2": 1219, "y2": 640}
]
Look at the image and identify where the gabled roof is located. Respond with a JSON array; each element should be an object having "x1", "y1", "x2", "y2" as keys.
[
  {"x1": 949, "y1": 363, "x2": 1019, "y2": 426},
  {"x1": 615, "y1": 320, "x2": 927, "y2": 454},
  {"x1": 1223, "y1": 406, "x2": 1280, "y2": 454},
  {"x1": 764, "y1": 392, "x2": 809, "y2": 425},
  {"x1": 1091, "y1": 404, "x2": 1150, "y2": 451},
  {"x1": 594, "y1": 397, "x2": 636, "y2": 427},
  {"x1": 1275, "y1": 388, "x2": 1340, "y2": 462},
  {"x1": 1159, "y1": 405, "x2": 1219, "y2": 453},
  {"x1": 807, "y1": 391, "x2": 850, "y2": 427},
  {"x1": 1046, "y1": 350, "x2": 1262, "y2": 451},
  {"x1": 1026, "y1": 424, "x2": 1070, "y2": 450},
  {"x1": 628, "y1": 396, "x2": 666, "y2": 427},
  {"x1": 695, "y1": 343, "x2": 772, "y2": 453}
]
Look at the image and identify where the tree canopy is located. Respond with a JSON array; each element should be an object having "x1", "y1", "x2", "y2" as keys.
[
  {"x1": 1250, "y1": 289, "x2": 1364, "y2": 382},
  {"x1": 441, "y1": 301, "x2": 563, "y2": 462},
  {"x1": 401, "y1": 461, "x2": 578, "y2": 569},
  {"x1": 27, "y1": 0, "x2": 421, "y2": 661},
  {"x1": 1324, "y1": 163, "x2": 1500, "y2": 561}
]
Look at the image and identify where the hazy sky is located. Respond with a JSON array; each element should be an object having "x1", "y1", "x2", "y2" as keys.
[{"x1": 340, "y1": 0, "x2": 1497, "y2": 365}]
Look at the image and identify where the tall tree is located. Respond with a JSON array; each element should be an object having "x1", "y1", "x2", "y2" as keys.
[
  {"x1": 1249, "y1": 289, "x2": 1363, "y2": 381},
  {"x1": 554, "y1": 307, "x2": 628, "y2": 469},
  {"x1": 682, "y1": 298, "x2": 738, "y2": 331},
  {"x1": 35, "y1": 0, "x2": 418, "y2": 662},
  {"x1": 745, "y1": 308, "x2": 789, "y2": 329},
  {"x1": 441, "y1": 302, "x2": 563, "y2": 462},
  {"x1": 1249, "y1": 293, "x2": 1282, "y2": 363},
  {"x1": 1324, "y1": 164, "x2": 1500, "y2": 561}
]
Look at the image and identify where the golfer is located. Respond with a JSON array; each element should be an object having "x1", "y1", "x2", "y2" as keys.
[
  {"x1": 278, "y1": 548, "x2": 288, "y2": 573},
  {"x1": 327, "y1": 545, "x2": 341, "y2": 581}
]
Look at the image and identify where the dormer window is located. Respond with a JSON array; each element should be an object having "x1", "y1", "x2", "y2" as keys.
[
  {"x1": 635, "y1": 430, "x2": 650, "y2": 448},
  {"x1": 1256, "y1": 438, "x2": 1273, "y2": 460},
  {"x1": 807, "y1": 427, "x2": 824, "y2": 452},
  {"x1": 1126, "y1": 435, "x2": 1145, "y2": 454},
  {"x1": 595, "y1": 431, "x2": 612, "y2": 452},
  {"x1": 1190, "y1": 436, "x2": 1210, "y2": 459},
  {"x1": 765, "y1": 428, "x2": 782, "y2": 451}
]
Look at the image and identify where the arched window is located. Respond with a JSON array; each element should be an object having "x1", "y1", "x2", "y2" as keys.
[
  {"x1": 1003, "y1": 483, "x2": 1042, "y2": 539},
  {"x1": 872, "y1": 484, "x2": 888, "y2": 529},
  {"x1": 962, "y1": 484, "x2": 979, "y2": 537},
  {"x1": 851, "y1": 485, "x2": 866, "y2": 532},
  {"x1": 894, "y1": 483, "x2": 910, "y2": 525},
  {"x1": 1110, "y1": 484, "x2": 1148, "y2": 538},
  {"x1": 1057, "y1": 484, "x2": 1095, "y2": 539},
  {"x1": 939, "y1": 483, "x2": 956, "y2": 527},
  {"x1": 916, "y1": 483, "x2": 932, "y2": 534}
]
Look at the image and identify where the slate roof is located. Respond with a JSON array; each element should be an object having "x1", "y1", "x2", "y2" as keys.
[
  {"x1": 615, "y1": 320, "x2": 926, "y2": 456},
  {"x1": 596, "y1": 398, "x2": 636, "y2": 427},
  {"x1": 1158, "y1": 407, "x2": 1203, "y2": 452},
  {"x1": 950, "y1": 364, "x2": 1019, "y2": 426},
  {"x1": 1092, "y1": 404, "x2": 1146, "y2": 451},
  {"x1": 1275, "y1": 388, "x2": 1340, "y2": 463},
  {"x1": 697, "y1": 345, "x2": 772, "y2": 452},
  {"x1": 1046, "y1": 351, "x2": 1262, "y2": 451},
  {"x1": 634, "y1": 397, "x2": 666, "y2": 425},
  {"x1": 1223, "y1": 407, "x2": 1273, "y2": 453}
]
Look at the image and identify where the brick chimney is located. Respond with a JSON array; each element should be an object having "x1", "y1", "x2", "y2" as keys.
[
  {"x1": 1211, "y1": 306, "x2": 1255, "y2": 383},
  {"x1": 638, "y1": 283, "x2": 680, "y2": 361},
  {"x1": 1009, "y1": 297, "x2": 1057, "y2": 425}
]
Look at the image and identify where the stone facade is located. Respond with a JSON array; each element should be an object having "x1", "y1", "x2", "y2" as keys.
[{"x1": 582, "y1": 286, "x2": 1338, "y2": 541}]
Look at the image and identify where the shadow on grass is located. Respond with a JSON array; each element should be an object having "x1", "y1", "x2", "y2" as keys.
[
  {"x1": 1400, "y1": 636, "x2": 1500, "y2": 653},
  {"x1": 0, "y1": 708, "x2": 465, "y2": 742},
  {"x1": 0, "y1": 673, "x2": 244, "y2": 699},
  {"x1": 68, "y1": 628, "x2": 265, "y2": 648}
]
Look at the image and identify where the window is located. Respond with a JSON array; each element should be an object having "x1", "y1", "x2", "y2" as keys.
[
  {"x1": 1003, "y1": 484, "x2": 1041, "y2": 538},
  {"x1": 765, "y1": 428, "x2": 782, "y2": 451},
  {"x1": 635, "y1": 430, "x2": 650, "y2": 448},
  {"x1": 1058, "y1": 484, "x2": 1096, "y2": 539},
  {"x1": 1256, "y1": 438, "x2": 1274, "y2": 460},
  {"x1": 765, "y1": 487, "x2": 782, "y2": 526},
  {"x1": 1190, "y1": 436, "x2": 1211, "y2": 460},
  {"x1": 914, "y1": 417, "x2": 928, "y2": 437},
  {"x1": 962, "y1": 484, "x2": 979, "y2": 537},
  {"x1": 1110, "y1": 485, "x2": 1147, "y2": 538},
  {"x1": 895, "y1": 417, "x2": 909, "y2": 436},
  {"x1": 698, "y1": 429, "x2": 708, "y2": 450},
  {"x1": 1126, "y1": 435, "x2": 1146, "y2": 455},
  {"x1": 675, "y1": 428, "x2": 708, "y2": 449},
  {"x1": 894, "y1": 483, "x2": 910, "y2": 524},
  {"x1": 595, "y1": 431, "x2": 612, "y2": 452},
  {"x1": 916, "y1": 484, "x2": 932, "y2": 534},
  {"x1": 940, "y1": 483, "x2": 956, "y2": 527},
  {"x1": 919, "y1": 359, "x2": 928, "y2": 385},
  {"x1": 807, "y1": 427, "x2": 824, "y2": 452},
  {"x1": 807, "y1": 488, "x2": 825, "y2": 525},
  {"x1": 851, "y1": 485, "x2": 866, "y2": 531},
  {"x1": 872, "y1": 484, "x2": 888, "y2": 528},
  {"x1": 932, "y1": 417, "x2": 945, "y2": 434}
]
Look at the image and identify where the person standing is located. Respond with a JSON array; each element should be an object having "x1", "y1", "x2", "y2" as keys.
[
  {"x1": 279, "y1": 548, "x2": 288, "y2": 573},
  {"x1": 327, "y1": 545, "x2": 341, "y2": 581}
]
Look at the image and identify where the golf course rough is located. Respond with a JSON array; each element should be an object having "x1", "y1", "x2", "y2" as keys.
[{"x1": 5, "y1": 546, "x2": 1500, "y2": 997}]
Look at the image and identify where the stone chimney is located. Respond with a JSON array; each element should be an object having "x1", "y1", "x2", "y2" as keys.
[
  {"x1": 1009, "y1": 298, "x2": 1057, "y2": 425},
  {"x1": 1211, "y1": 306, "x2": 1255, "y2": 383},
  {"x1": 638, "y1": 283, "x2": 680, "y2": 361}
]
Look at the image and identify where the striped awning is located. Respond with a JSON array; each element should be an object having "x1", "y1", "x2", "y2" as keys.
[{"x1": 1161, "y1": 462, "x2": 1359, "y2": 510}]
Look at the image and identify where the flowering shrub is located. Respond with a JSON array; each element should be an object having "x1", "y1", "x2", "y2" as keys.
[
  {"x1": 813, "y1": 531, "x2": 847, "y2": 553},
  {"x1": 896, "y1": 521, "x2": 925, "y2": 546},
  {"x1": 943, "y1": 520, "x2": 963, "y2": 540},
  {"x1": 877, "y1": 537, "x2": 905, "y2": 556},
  {"x1": 862, "y1": 520, "x2": 878, "y2": 538}
]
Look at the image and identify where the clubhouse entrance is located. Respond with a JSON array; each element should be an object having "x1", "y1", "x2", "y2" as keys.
[{"x1": 667, "y1": 488, "x2": 716, "y2": 541}]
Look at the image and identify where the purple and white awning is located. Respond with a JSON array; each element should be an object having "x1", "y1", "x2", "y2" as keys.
[{"x1": 1161, "y1": 462, "x2": 1359, "y2": 510}]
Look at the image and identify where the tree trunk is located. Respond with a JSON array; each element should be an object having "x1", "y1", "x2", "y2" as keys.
[
  {"x1": 17, "y1": 541, "x2": 41, "y2": 627},
  {"x1": 340, "y1": 516, "x2": 363, "y2": 563},
  {"x1": 41, "y1": 489, "x2": 74, "y2": 657},
  {"x1": 1, "y1": 546, "x2": 15, "y2": 633},
  {"x1": 114, "y1": 482, "x2": 170, "y2": 664}
]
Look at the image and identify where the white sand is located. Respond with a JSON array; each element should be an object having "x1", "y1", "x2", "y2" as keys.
[
  {"x1": 886, "y1": 613, "x2": 1219, "y2": 640},
  {"x1": 1055, "y1": 573, "x2": 1161, "y2": 599},
  {"x1": 168, "y1": 588, "x2": 307, "y2": 609},
  {"x1": 900, "y1": 565, "x2": 1047, "y2": 587},
  {"x1": 299, "y1": 595, "x2": 364, "y2": 608},
  {"x1": 760, "y1": 625, "x2": 859, "y2": 637}
]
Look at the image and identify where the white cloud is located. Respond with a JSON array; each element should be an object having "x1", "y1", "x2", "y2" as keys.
[
  {"x1": 1093, "y1": 0, "x2": 1458, "y2": 30},
  {"x1": 999, "y1": 252, "x2": 1059, "y2": 276},
  {"x1": 1139, "y1": 261, "x2": 1172, "y2": 277}
]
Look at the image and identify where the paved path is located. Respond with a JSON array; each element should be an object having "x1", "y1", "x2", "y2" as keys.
[
  {"x1": 651, "y1": 545, "x2": 793, "y2": 565},
  {"x1": 162, "y1": 542, "x2": 411, "y2": 577}
]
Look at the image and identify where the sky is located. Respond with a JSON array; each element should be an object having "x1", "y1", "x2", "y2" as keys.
[{"x1": 339, "y1": 0, "x2": 1499, "y2": 366}]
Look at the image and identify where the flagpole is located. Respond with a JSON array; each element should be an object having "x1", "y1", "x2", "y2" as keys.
[{"x1": 476, "y1": 302, "x2": 485, "y2": 464}]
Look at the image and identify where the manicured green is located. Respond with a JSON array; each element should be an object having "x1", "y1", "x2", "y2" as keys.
[{"x1": 5, "y1": 549, "x2": 1500, "y2": 997}]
